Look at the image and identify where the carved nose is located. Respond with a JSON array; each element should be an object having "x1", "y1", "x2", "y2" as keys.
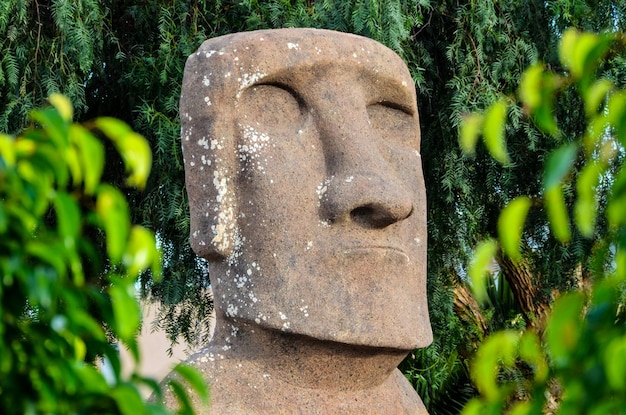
[{"x1": 322, "y1": 174, "x2": 413, "y2": 229}]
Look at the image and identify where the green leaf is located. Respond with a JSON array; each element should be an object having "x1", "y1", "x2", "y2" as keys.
[
  {"x1": 30, "y1": 106, "x2": 69, "y2": 150},
  {"x1": 74, "y1": 363, "x2": 109, "y2": 394},
  {"x1": 559, "y1": 29, "x2": 614, "y2": 90},
  {"x1": 584, "y1": 79, "x2": 613, "y2": 117},
  {"x1": 0, "y1": 133, "x2": 16, "y2": 167},
  {"x1": 460, "y1": 113, "x2": 483, "y2": 155},
  {"x1": 606, "y1": 91, "x2": 626, "y2": 147},
  {"x1": 519, "y1": 64, "x2": 561, "y2": 137},
  {"x1": 498, "y1": 196, "x2": 531, "y2": 262},
  {"x1": 605, "y1": 336, "x2": 626, "y2": 390},
  {"x1": 471, "y1": 330, "x2": 519, "y2": 400},
  {"x1": 70, "y1": 124, "x2": 104, "y2": 195},
  {"x1": 574, "y1": 162, "x2": 603, "y2": 237},
  {"x1": 545, "y1": 291, "x2": 586, "y2": 367},
  {"x1": 173, "y1": 363, "x2": 210, "y2": 403},
  {"x1": 53, "y1": 192, "x2": 81, "y2": 240},
  {"x1": 544, "y1": 185, "x2": 571, "y2": 243},
  {"x1": 543, "y1": 144, "x2": 578, "y2": 189},
  {"x1": 168, "y1": 379, "x2": 195, "y2": 415},
  {"x1": 49, "y1": 93, "x2": 74, "y2": 122},
  {"x1": 95, "y1": 118, "x2": 152, "y2": 189},
  {"x1": 96, "y1": 184, "x2": 130, "y2": 263},
  {"x1": 469, "y1": 239, "x2": 498, "y2": 304},
  {"x1": 518, "y1": 331, "x2": 548, "y2": 382},
  {"x1": 123, "y1": 226, "x2": 160, "y2": 279},
  {"x1": 111, "y1": 383, "x2": 145, "y2": 415},
  {"x1": 482, "y1": 99, "x2": 510, "y2": 164},
  {"x1": 26, "y1": 241, "x2": 67, "y2": 278},
  {"x1": 109, "y1": 277, "x2": 141, "y2": 343},
  {"x1": 519, "y1": 64, "x2": 544, "y2": 111}
]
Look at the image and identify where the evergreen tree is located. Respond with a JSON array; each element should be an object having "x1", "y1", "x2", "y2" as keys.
[{"x1": 2, "y1": 1, "x2": 626, "y2": 413}]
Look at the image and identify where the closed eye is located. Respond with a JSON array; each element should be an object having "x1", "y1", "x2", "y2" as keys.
[
  {"x1": 375, "y1": 100, "x2": 414, "y2": 116},
  {"x1": 257, "y1": 82, "x2": 308, "y2": 113}
]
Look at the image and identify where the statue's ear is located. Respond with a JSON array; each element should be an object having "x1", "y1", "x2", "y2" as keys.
[{"x1": 180, "y1": 48, "x2": 239, "y2": 260}]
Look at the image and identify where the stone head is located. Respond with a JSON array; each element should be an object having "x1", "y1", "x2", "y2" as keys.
[{"x1": 180, "y1": 28, "x2": 431, "y2": 351}]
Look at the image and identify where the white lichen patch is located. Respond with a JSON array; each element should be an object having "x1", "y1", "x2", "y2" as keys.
[
  {"x1": 414, "y1": 149, "x2": 421, "y2": 158},
  {"x1": 345, "y1": 176, "x2": 354, "y2": 183},
  {"x1": 414, "y1": 237, "x2": 421, "y2": 245},
  {"x1": 204, "y1": 96, "x2": 212, "y2": 106},
  {"x1": 287, "y1": 42, "x2": 299, "y2": 50},
  {"x1": 299, "y1": 305, "x2": 309, "y2": 317},
  {"x1": 319, "y1": 220, "x2": 331, "y2": 228},
  {"x1": 226, "y1": 303, "x2": 239, "y2": 317},
  {"x1": 204, "y1": 50, "x2": 217, "y2": 59},
  {"x1": 210, "y1": 163, "x2": 239, "y2": 254},
  {"x1": 316, "y1": 176, "x2": 333, "y2": 206},
  {"x1": 238, "y1": 125, "x2": 272, "y2": 173},
  {"x1": 237, "y1": 72, "x2": 267, "y2": 98},
  {"x1": 202, "y1": 75, "x2": 210, "y2": 86},
  {"x1": 402, "y1": 80, "x2": 408, "y2": 87},
  {"x1": 306, "y1": 241, "x2": 313, "y2": 251},
  {"x1": 197, "y1": 137, "x2": 209, "y2": 149}
]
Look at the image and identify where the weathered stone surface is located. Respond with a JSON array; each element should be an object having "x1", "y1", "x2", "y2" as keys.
[{"x1": 168, "y1": 28, "x2": 432, "y2": 414}]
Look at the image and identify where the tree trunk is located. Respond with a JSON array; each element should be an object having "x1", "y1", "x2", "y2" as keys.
[
  {"x1": 497, "y1": 252, "x2": 551, "y2": 331},
  {"x1": 453, "y1": 282, "x2": 488, "y2": 357}
]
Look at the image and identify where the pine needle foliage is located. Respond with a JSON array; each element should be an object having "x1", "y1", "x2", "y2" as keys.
[{"x1": 3, "y1": 1, "x2": 626, "y2": 413}]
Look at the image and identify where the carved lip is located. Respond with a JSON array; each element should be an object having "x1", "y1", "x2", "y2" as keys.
[{"x1": 341, "y1": 245, "x2": 411, "y2": 263}]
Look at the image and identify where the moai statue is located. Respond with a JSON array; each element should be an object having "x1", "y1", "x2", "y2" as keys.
[{"x1": 171, "y1": 28, "x2": 432, "y2": 414}]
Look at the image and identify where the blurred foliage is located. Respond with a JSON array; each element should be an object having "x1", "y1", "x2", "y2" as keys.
[
  {"x1": 2, "y1": 1, "x2": 626, "y2": 414},
  {"x1": 461, "y1": 29, "x2": 626, "y2": 414},
  {"x1": 0, "y1": 95, "x2": 206, "y2": 414}
]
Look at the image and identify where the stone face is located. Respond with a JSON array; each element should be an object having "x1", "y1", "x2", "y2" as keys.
[{"x1": 171, "y1": 28, "x2": 431, "y2": 414}]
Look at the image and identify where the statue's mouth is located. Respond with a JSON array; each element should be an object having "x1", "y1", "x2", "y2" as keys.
[{"x1": 340, "y1": 245, "x2": 411, "y2": 263}]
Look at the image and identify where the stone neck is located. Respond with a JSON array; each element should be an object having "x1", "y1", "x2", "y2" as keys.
[{"x1": 212, "y1": 316, "x2": 410, "y2": 392}]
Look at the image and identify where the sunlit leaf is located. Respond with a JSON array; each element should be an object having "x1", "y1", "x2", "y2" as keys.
[
  {"x1": 558, "y1": 28, "x2": 579, "y2": 75},
  {"x1": 95, "y1": 117, "x2": 152, "y2": 189},
  {"x1": 109, "y1": 277, "x2": 141, "y2": 343},
  {"x1": 584, "y1": 79, "x2": 613, "y2": 117},
  {"x1": 519, "y1": 64, "x2": 544, "y2": 111},
  {"x1": 482, "y1": 99, "x2": 510, "y2": 164},
  {"x1": 123, "y1": 226, "x2": 160, "y2": 278},
  {"x1": 605, "y1": 337, "x2": 626, "y2": 390},
  {"x1": 544, "y1": 185, "x2": 571, "y2": 243},
  {"x1": 469, "y1": 239, "x2": 498, "y2": 304},
  {"x1": 64, "y1": 146, "x2": 83, "y2": 187},
  {"x1": 49, "y1": 93, "x2": 74, "y2": 122},
  {"x1": 96, "y1": 185, "x2": 130, "y2": 263},
  {"x1": 118, "y1": 132, "x2": 152, "y2": 189},
  {"x1": 575, "y1": 162, "x2": 604, "y2": 237},
  {"x1": 0, "y1": 133, "x2": 16, "y2": 167},
  {"x1": 498, "y1": 196, "x2": 531, "y2": 262},
  {"x1": 471, "y1": 330, "x2": 519, "y2": 400},
  {"x1": 30, "y1": 107, "x2": 69, "y2": 150},
  {"x1": 70, "y1": 124, "x2": 104, "y2": 195},
  {"x1": 460, "y1": 113, "x2": 483, "y2": 155},
  {"x1": 509, "y1": 401, "x2": 531, "y2": 415}
]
